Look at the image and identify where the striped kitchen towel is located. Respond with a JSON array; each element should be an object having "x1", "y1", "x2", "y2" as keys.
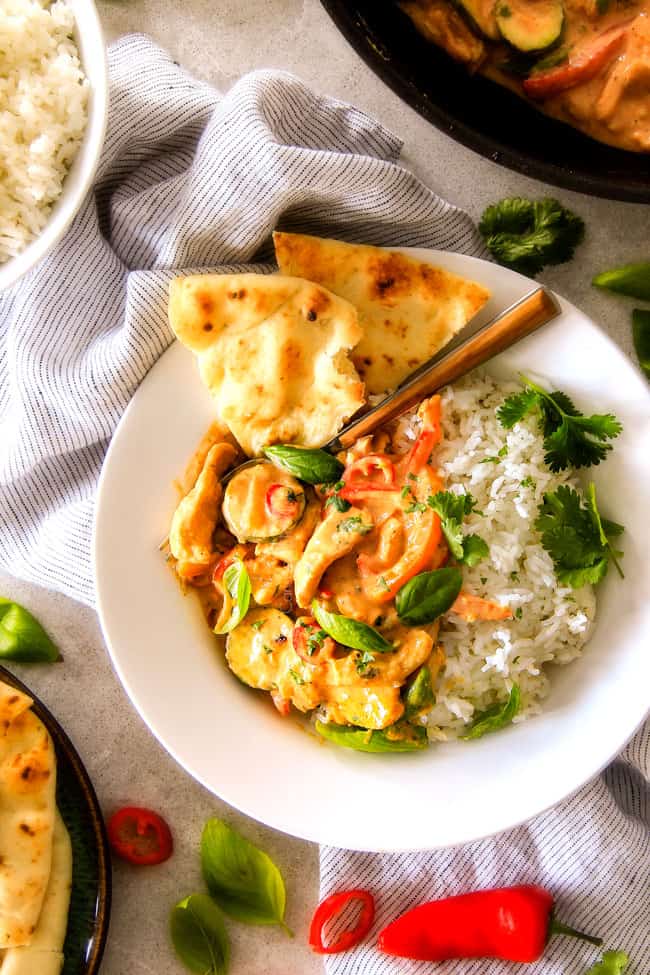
[{"x1": 0, "y1": 35, "x2": 647, "y2": 975}]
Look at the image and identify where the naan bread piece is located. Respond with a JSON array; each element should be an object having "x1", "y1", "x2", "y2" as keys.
[
  {"x1": 273, "y1": 232, "x2": 491, "y2": 393},
  {"x1": 0, "y1": 811, "x2": 71, "y2": 975},
  {"x1": 0, "y1": 688, "x2": 32, "y2": 736},
  {"x1": 169, "y1": 274, "x2": 365, "y2": 456},
  {"x1": 0, "y1": 691, "x2": 56, "y2": 949}
]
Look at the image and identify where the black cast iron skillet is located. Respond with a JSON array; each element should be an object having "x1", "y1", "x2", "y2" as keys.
[{"x1": 320, "y1": 0, "x2": 650, "y2": 203}]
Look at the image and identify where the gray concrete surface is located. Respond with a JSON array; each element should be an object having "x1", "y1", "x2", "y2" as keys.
[{"x1": 3, "y1": 1, "x2": 648, "y2": 972}]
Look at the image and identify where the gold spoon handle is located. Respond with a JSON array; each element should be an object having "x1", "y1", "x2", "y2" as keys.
[{"x1": 330, "y1": 287, "x2": 561, "y2": 451}]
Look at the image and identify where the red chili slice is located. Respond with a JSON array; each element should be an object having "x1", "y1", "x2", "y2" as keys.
[
  {"x1": 406, "y1": 395, "x2": 442, "y2": 475},
  {"x1": 292, "y1": 617, "x2": 335, "y2": 662},
  {"x1": 309, "y1": 889, "x2": 376, "y2": 954},
  {"x1": 107, "y1": 806, "x2": 173, "y2": 866},
  {"x1": 265, "y1": 483, "x2": 301, "y2": 519}
]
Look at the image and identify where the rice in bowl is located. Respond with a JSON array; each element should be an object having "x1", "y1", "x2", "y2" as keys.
[
  {"x1": 394, "y1": 373, "x2": 596, "y2": 740},
  {"x1": 0, "y1": 0, "x2": 89, "y2": 264}
]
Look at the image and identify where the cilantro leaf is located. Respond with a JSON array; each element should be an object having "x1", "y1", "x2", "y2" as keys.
[
  {"x1": 462, "y1": 535, "x2": 490, "y2": 567},
  {"x1": 479, "y1": 197, "x2": 585, "y2": 276},
  {"x1": 535, "y1": 484, "x2": 624, "y2": 587},
  {"x1": 427, "y1": 491, "x2": 488, "y2": 565},
  {"x1": 497, "y1": 376, "x2": 621, "y2": 471},
  {"x1": 496, "y1": 388, "x2": 539, "y2": 427}
]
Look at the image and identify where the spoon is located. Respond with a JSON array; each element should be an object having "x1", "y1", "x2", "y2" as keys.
[{"x1": 223, "y1": 286, "x2": 561, "y2": 482}]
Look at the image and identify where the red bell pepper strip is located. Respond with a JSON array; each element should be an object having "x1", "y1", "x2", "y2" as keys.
[
  {"x1": 340, "y1": 454, "x2": 396, "y2": 500},
  {"x1": 451, "y1": 592, "x2": 513, "y2": 622},
  {"x1": 309, "y1": 889, "x2": 375, "y2": 954},
  {"x1": 107, "y1": 806, "x2": 173, "y2": 866},
  {"x1": 406, "y1": 395, "x2": 442, "y2": 476},
  {"x1": 523, "y1": 25, "x2": 628, "y2": 100},
  {"x1": 378, "y1": 885, "x2": 602, "y2": 963}
]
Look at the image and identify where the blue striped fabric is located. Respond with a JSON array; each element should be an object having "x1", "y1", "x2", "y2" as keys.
[{"x1": 0, "y1": 37, "x2": 646, "y2": 974}]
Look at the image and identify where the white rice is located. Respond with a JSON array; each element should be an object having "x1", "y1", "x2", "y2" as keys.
[
  {"x1": 395, "y1": 373, "x2": 596, "y2": 740},
  {"x1": 0, "y1": 0, "x2": 88, "y2": 263}
]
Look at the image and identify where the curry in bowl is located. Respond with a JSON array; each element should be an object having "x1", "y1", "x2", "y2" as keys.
[{"x1": 400, "y1": 0, "x2": 650, "y2": 152}]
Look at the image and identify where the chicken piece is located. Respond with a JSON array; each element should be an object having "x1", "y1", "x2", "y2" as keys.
[
  {"x1": 244, "y1": 500, "x2": 321, "y2": 610},
  {"x1": 293, "y1": 507, "x2": 374, "y2": 609},
  {"x1": 400, "y1": 0, "x2": 486, "y2": 70},
  {"x1": 324, "y1": 686, "x2": 405, "y2": 729},
  {"x1": 169, "y1": 442, "x2": 237, "y2": 578}
]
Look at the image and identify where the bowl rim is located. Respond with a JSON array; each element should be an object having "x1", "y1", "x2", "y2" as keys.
[
  {"x1": 320, "y1": 0, "x2": 650, "y2": 204},
  {"x1": 0, "y1": 0, "x2": 109, "y2": 292}
]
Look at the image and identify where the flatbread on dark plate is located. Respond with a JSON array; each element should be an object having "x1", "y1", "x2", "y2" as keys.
[
  {"x1": 0, "y1": 666, "x2": 111, "y2": 975},
  {"x1": 320, "y1": 0, "x2": 650, "y2": 202}
]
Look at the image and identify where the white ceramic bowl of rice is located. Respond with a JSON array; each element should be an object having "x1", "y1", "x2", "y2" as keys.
[{"x1": 0, "y1": 0, "x2": 108, "y2": 291}]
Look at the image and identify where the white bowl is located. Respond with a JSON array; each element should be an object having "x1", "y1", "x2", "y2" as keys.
[
  {"x1": 0, "y1": 0, "x2": 108, "y2": 291},
  {"x1": 94, "y1": 252, "x2": 650, "y2": 852}
]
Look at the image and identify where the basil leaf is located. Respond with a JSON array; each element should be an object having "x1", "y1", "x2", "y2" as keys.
[
  {"x1": 0, "y1": 598, "x2": 61, "y2": 662},
  {"x1": 316, "y1": 721, "x2": 428, "y2": 753},
  {"x1": 312, "y1": 601, "x2": 393, "y2": 653},
  {"x1": 264, "y1": 445, "x2": 343, "y2": 485},
  {"x1": 396, "y1": 568, "x2": 462, "y2": 626},
  {"x1": 170, "y1": 894, "x2": 230, "y2": 975},
  {"x1": 404, "y1": 666, "x2": 435, "y2": 719},
  {"x1": 201, "y1": 819, "x2": 290, "y2": 931},
  {"x1": 462, "y1": 684, "x2": 521, "y2": 740},
  {"x1": 214, "y1": 561, "x2": 251, "y2": 635}
]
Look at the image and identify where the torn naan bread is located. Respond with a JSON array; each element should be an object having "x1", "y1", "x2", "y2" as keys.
[
  {"x1": 0, "y1": 811, "x2": 72, "y2": 975},
  {"x1": 273, "y1": 232, "x2": 491, "y2": 393},
  {"x1": 0, "y1": 687, "x2": 56, "y2": 949},
  {"x1": 169, "y1": 273, "x2": 365, "y2": 456}
]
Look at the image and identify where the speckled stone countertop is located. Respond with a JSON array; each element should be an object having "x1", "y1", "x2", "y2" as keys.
[{"x1": 2, "y1": 1, "x2": 647, "y2": 972}]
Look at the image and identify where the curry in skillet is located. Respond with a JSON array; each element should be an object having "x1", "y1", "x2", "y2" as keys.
[{"x1": 400, "y1": 0, "x2": 650, "y2": 152}]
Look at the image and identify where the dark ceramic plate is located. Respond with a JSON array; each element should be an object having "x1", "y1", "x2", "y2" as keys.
[
  {"x1": 0, "y1": 665, "x2": 111, "y2": 975},
  {"x1": 320, "y1": 0, "x2": 650, "y2": 202}
]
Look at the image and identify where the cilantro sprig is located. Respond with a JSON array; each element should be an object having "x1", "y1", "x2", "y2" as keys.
[
  {"x1": 478, "y1": 197, "x2": 585, "y2": 276},
  {"x1": 535, "y1": 483, "x2": 624, "y2": 587},
  {"x1": 497, "y1": 376, "x2": 622, "y2": 472},
  {"x1": 427, "y1": 491, "x2": 489, "y2": 566}
]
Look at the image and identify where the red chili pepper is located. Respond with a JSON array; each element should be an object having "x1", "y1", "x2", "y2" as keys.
[
  {"x1": 378, "y1": 885, "x2": 602, "y2": 963},
  {"x1": 107, "y1": 806, "x2": 173, "y2": 866},
  {"x1": 265, "y1": 483, "x2": 301, "y2": 519},
  {"x1": 292, "y1": 617, "x2": 335, "y2": 662},
  {"x1": 271, "y1": 689, "x2": 291, "y2": 716},
  {"x1": 309, "y1": 889, "x2": 375, "y2": 954}
]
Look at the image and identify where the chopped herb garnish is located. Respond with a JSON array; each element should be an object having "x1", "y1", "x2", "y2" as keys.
[
  {"x1": 480, "y1": 455, "x2": 501, "y2": 464},
  {"x1": 497, "y1": 376, "x2": 621, "y2": 471},
  {"x1": 355, "y1": 650, "x2": 376, "y2": 675},
  {"x1": 306, "y1": 629, "x2": 327, "y2": 656},
  {"x1": 400, "y1": 485, "x2": 412, "y2": 498},
  {"x1": 288, "y1": 668, "x2": 309, "y2": 685},
  {"x1": 514, "y1": 607, "x2": 523, "y2": 620},
  {"x1": 535, "y1": 483, "x2": 624, "y2": 587},
  {"x1": 250, "y1": 619, "x2": 264, "y2": 631},
  {"x1": 405, "y1": 500, "x2": 427, "y2": 514},
  {"x1": 263, "y1": 644, "x2": 274, "y2": 655},
  {"x1": 510, "y1": 571, "x2": 519, "y2": 581},
  {"x1": 520, "y1": 475, "x2": 535, "y2": 488},
  {"x1": 336, "y1": 516, "x2": 372, "y2": 535},
  {"x1": 407, "y1": 472, "x2": 418, "y2": 481},
  {"x1": 377, "y1": 577, "x2": 390, "y2": 593},
  {"x1": 325, "y1": 493, "x2": 351, "y2": 513}
]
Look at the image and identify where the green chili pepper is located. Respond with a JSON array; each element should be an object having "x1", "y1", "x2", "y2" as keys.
[
  {"x1": 593, "y1": 262, "x2": 650, "y2": 301},
  {"x1": 404, "y1": 666, "x2": 435, "y2": 719},
  {"x1": 316, "y1": 721, "x2": 428, "y2": 753},
  {"x1": 0, "y1": 598, "x2": 61, "y2": 663},
  {"x1": 632, "y1": 309, "x2": 650, "y2": 378}
]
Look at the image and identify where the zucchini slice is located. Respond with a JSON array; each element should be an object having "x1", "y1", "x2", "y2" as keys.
[
  {"x1": 222, "y1": 461, "x2": 306, "y2": 542},
  {"x1": 496, "y1": 0, "x2": 564, "y2": 52},
  {"x1": 454, "y1": 0, "x2": 500, "y2": 40}
]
